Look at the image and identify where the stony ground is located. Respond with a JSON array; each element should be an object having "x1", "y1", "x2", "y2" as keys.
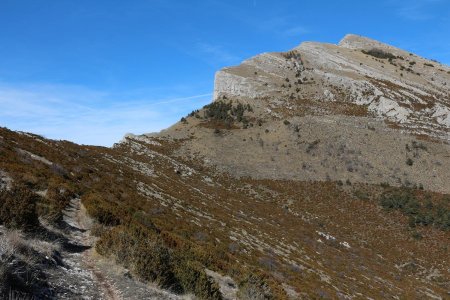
[
  {"x1": 166, "y1": 114, "x2": 450, "y2": 194},
  {"x1": 45, "y1": 199, "x2": 184, "y2": 300},
  {"x1": 157, "y1": 36, "x2": 450, "y2": 195},
  {"x1": 1, "y1": 34, "x2": 449, "y2": 299}
]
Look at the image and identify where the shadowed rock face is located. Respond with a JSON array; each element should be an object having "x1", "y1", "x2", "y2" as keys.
[
  {"x1": 213, "y1": 34, "x2": 450, "y2": 140},
  {"x1": 149, "y1": 34, "x2": 450, "y2": 194}
]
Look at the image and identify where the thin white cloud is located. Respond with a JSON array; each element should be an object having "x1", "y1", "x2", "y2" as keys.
[
  {"x1": 0, "y1": 83, "x2": 212, "y2": 146},
  {"x1": 247, "y1": 15, "x2": 310, "y2": 39},
  {"x1": 390, "y1": 0, "x2": 444, "y2": 20},
  {"x1": 196, "y1": 42, "x2": 241, "y2": 65},
  {"x1": 283, "y1": 26, "x2": 310, "y2": 37}
]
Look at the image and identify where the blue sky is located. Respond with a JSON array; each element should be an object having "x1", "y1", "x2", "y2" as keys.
[{"x1": 0, "y1": 0, "x2": 449, "y2": 146}]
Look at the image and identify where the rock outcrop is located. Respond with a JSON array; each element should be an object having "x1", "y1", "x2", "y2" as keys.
[
  {"x1": 213, "y1": 34, "x2": 450, "y2": 140},
  {"x1": 1, "y1": 34, "x2": 450, "y2": 300},
  {"x1": 157, "y1": 34, "x2": 450, "y2": 193}
]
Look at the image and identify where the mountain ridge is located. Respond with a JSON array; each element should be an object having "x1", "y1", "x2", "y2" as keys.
[
  {"x1": 1, "y1": 34, "x2": 449, "y2": 299},
  {"x1": 133, "y1": 34, "x2": 450, "y2": 194},
  {"x1": 211, "y1": 34, "x2": 449, "y2": 137}
]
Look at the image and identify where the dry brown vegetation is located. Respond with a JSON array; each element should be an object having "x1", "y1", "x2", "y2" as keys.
[
  {"x1": 0, "y1": 125, "x2": 449, "y2": 299},
  {"x1": 0, "y1": 228, "x2": 61, "y2": 297},
  {"x1": 270, "y1": 97, "x2": 370, "y2": 119},
  {"x1": 0, "y1": 184, "x2": 39, "y2": 229}
]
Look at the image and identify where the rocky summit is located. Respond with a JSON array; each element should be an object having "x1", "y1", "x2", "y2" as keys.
[
  {"x1": 155, "y1": 34, "x2": 450, "y2": 194},
  {"x1": 215, "y1": 34, "x2": 450, "y2": 135},
  {"x1": 1, "y1": 34, "x2": 449, "y2": 299}
]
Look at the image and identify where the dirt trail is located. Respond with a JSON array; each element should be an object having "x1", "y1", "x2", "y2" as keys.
[
  {"x1": 44, "y1": 199, "x2": 123, "y2": 300},
  {"x1": 64, "y1": 199, "x2": 122, "y2": 300},
  {"x1": 48, "y1": 198, "x2": 184, "y2": 300}
]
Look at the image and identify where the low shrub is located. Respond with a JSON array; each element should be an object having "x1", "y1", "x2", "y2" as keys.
[
  {"x1": 380, "y1": 189, "x2": 450, "y2": 230},
  {"x1": 204, "y1": 101, "x2": 233, "y2": 122},
  {"x1": 82, "y1": 193, "x2": 121, "y2": 226},
  {"x1": 37, "y1": 184, "x2": 73, "y2": 223},
  {"x1": 380, "y1": 190, "x2": 415, "y2": 210},
  {"x1": 202, "y1": 101, "x2": 253, "y2": 128},
  {"x1": 282, "y1": 50, "x2": 301, "y2": 60},
  {"x1": 96, "y1": 223, "x2": 222, "y2": 299},
  {"x1": 406, "y1": 158, "x2": 413, "y2": 166},
  {"x1": 237, "y1": 273, "x2": 274, "y2": 300},
  {"x1": 362, "y1": 48, "x2": 397, "y2": 60},
  {"x1": 132, "y1": 242, "x2": 178, "y2": 289},
  {"x1": 0, "y1": 184, "x2": 39, "y2": 229},
  {"x1": 173, "y1": 260, "x2": 222, "y2": 299},
  {"x1": 90, "y1": 223, "x2": 107, "y2": 237},
  {"x1": 0, "y1": 230, "x2": 51, "y2": 298}
]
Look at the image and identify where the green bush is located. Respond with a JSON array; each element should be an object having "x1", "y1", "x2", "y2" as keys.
[
  {"x1": 202, "y1": 101, "x2": 253, "y2": 128},
  {"x1": 380, "y1": 189, "x2": 450, "y2": 231},
  {"x1": 237, "y1": 273, "x2": 274, "y2": 300},
  {"x1": 82, "y1": 193, "x2": 121, "y2": 226},
  {"x1": 0, "y1": 184, "x2": 39, "y2": 229},
  {"x1": 434, "y1": 205, "x2": 450, "y2": 230},
  {"x1": 37, "y1": 185, "x2": 73, "y2": 223},
  {"x1": 96, "y1": 224, "x2": 174, "y2": 283},
  {"x1": 362, "y1": 48, "x2": 397, "y2": 60},
  {"x1": 380, "y1": 190, "x2": 414, "y2": 210},
  {"x1": 204, "y1": 101, "x2": 233, "y2": 122},
  {"x1": 283, "y1": 50, "x2": 301, "y2": 60},
  {"x1": 173, "y1": 260, "x2": 222, "y2": 299},
  {"x1": 96, "y1": 223, "x2": 222, "y2": 298},
  {"x1": 132, "y1": 242, "x2": 179, "y2": 290}
]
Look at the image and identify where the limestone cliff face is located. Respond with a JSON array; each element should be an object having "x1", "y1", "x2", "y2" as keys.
[
  {"x1": 213, "y1": 52, "x2": 304, "y2": 102},
  {"x1": 213, "y1": 34, "x2": 450, "y2": 140}
]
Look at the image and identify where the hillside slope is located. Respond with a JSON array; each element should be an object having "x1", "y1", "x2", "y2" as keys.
[
  {"x1": 159, "y1": 34, "x2": 450, "y2": 194},
  {"x1": 1, "y1": 34, "x2": 449, "y2": 299}
]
